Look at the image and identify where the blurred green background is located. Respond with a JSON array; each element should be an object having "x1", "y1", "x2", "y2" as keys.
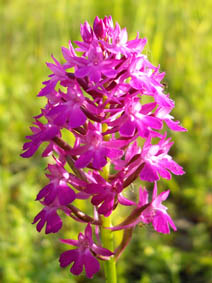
[{"x1": 1, "y1": 0, "x2": 212, "y2": 282}]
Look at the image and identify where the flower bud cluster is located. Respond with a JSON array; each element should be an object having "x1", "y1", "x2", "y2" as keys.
[{"x1": 22, "y1": 16, "x2": 186, "y2": 278}]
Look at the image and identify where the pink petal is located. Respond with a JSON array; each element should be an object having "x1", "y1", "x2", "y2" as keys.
[
  {"x1": 70, "y1": 252, "x2": 83, "y2": 275},
  {"x1": 118, "y1": 193, "x2": 135, "y2": 206},
  {"x1": 92, "y1": 243, "x2": 114, "y2": 257},
  {"x1": 69, "y1": 106, "x2": 87, "y2": 128},
  {"x1": 58, "y1": 186, "x2": 76, "y2": 205},
  {"x1": 45, "y1": 211, "x2": 62, "y2": 234},
  {"x1": 85, "y1": 223, "x2": 93, "y2": 240},
  {"x1": 120, "y1": 120, "x2": 136, "y2": 137},
  {"x1": 59, "y1": 249, "x2": 79, "y2": 267},
  {"x1": 140, "y1": 163, "x2": 159, "y2": 182},
  {"x1": 60, "y1": 239, "x2": 79, "y2": 247},
  {"x1": 75, "y1": 150, "x2": 93, "y2": 168},
  {"x1": 93, "y1": 149, "x2": 107, "y2": 169},
  {"x1": 84, "y1": 250, "x2": 100, "y2": 278},
  {"x1": 142, "y1": 116, "x2": 163, "y2": 130},
  {"x1": 75, "y1": 66, "x2": 89, "y2": 78}
]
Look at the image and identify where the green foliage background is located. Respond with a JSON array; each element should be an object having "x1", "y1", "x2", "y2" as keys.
[{"x1": 0, "y1": 0, "x2": 212, "y2": 282}]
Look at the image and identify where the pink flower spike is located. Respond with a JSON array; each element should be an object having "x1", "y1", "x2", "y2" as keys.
[{"x1": 21, "y1": 15, "x2": 186, "y2": 279}]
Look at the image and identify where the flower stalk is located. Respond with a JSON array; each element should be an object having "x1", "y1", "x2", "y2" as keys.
[{"x1": 101, "y1": 215, "x2": 117, "y2": 283}]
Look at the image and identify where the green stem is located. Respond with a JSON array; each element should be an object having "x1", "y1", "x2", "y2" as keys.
[
  {"x1": 101, "y1": 214, "x2": 117, "y2": 283},
  {"x1": 100, "y1": 161, "x2": 117, "y2": 283}
]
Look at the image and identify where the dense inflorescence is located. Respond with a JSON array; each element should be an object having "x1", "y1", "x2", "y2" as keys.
[{"x1": 22, "y1": 16, "x2": 186, "y2": 279}]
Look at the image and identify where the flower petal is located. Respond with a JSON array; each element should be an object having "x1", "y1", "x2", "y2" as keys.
[
  {"x1": 59, "y1": 249, "x2": 79, "y2": 268},
  {"x1": 140, "y1": 163, "x2": 159, "y2": 182},
  {"x1": 84, "y1": 250, "x2": 100, "y2": 278}
]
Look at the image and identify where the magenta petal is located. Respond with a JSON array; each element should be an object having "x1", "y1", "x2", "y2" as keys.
[
  {"x1": 165, "y1": 119, "x2": 187, "y2": 132},
  {"x1": 70, "y1": 145, "x2": 89, "y2": 155},
  {"x1": 155, "y1": 92, "x2": 174, "y2": 108},
  {"x1": 98, "y1": 196, "x2": 114, "y2": 216},
  {"x1": 120, "y1": 120, "x2": 136, "y2": 137},
  {"x1": 75, "y1": 192, "x2": 90, "y2": 199},
  {"x1": 42, "y1": 143, "x2": 53, "y2": 157},
  {"x1": 33, "y1": 210, "x2": 46, "y2": 232},
  {"x1": 69, "y1": 106, "x2": 87, "y2": 128},
  {"x1": 75, "y1": 150, "x2": 93, "y2": 168},
  {"x1": 142, "y1": 116, "x2": 163, "y2": 130},
  {"x1": 46, "y1": 63, "x2": 64, "y2": 76},
  {"x1": 90, "y1": 69, "x2": 101, "y2": 82},
  {"x1": 165, "y1": 213, "x2": 177, "y2": 232},
  {"x1": 84, "y1": 250, "x2": 100, "y2": 278},
  {"x1": 107, "y1": 148, "x2": 123, "y2": 160},
  {"x1": 59, "y1": 249, "x2": 79, "y2": 268},
  {"x1": 156, "y1": 165, "x2": 172, "y2": 180},
  {"x1": 75, "y1": 67, "x2": 89, "y2": 78},
  {"x1": 93, "y1": 148, "x2": 108, "y2": 169},
  {"x1": 152, "y1": 212, "x2": 169, "y2": 233},
  {"x1": 36, "y1": 184, "x2": 51, "y2": 201},
  {"x1": 48, "y1": 104, "x2": 67, "y2": 116},
  {"x1": 43, "y1": 126, "x2": 59, "y2": 141},
  {"x1": 130, "y1": 77, "x2": 144, "y2": 90},
  {"x1": 125, "y1": 141, "x2": 140, "y2": 160},
  {"x1": 45, "y1": 210, "x2": 62, "y2": 234},
  {"x1": 44, "y1": 188, "x2": 57, "y2": 205},
  {"x1": 70, "y1": 252, "x2": 83, "y2": 275},
  {"x1": 102, "y1": 68, "x2": 117, "y2": 78},
  {"x1": 161, "y1": 159, "x2": 185, "y2": 175},
  {"x1": 85, "y1": 223, "x2": 93, "y2": 241},
  {"x1": 38, "y1": 79, "x2": 57, "y2": 97},
  {"x1": 58, "y1": 185, "x2": 76, "y2": 205},
  {"x1": 62, "y1": 47, "x2": 73, "y2": 62},
  {"x1": 21, "y1": 144, "x2": 40, "y2": 158},
  {"x1": 138, "y1": 187, "x2": 149, "y2": 206},
  {"x1": 60, "y1": 238, "x2": 79, "y2": 247},
  {"x1": 54, "y1": 112, "x2": 67, "y2": 127},
  {"x1": 36, "y1": 218, "x2": 46, "y2": 232},
  {"x1": 86, "y1": 184, "x2": 102, "y2": 194},
  {"x1": 92, "y1": 243, "x2": 113, "y2": 257},
  {"x1": 104, "y1": 139, "x2": 129, "y2": 148},
  {"x1": 22, "y1": 141, "x2": 31, "y2": 150},
  {"x1": 140, "y1": 163, "x2": 159, "y2": 182},
  {"x1": 91, "y1": 193, "x2": 106, "y2": 206},
  {"x1": 118, "y1": 194, "x2": 135, "y2": 206},
  {"x1": 156, "y1": 190, "x2": 170, "y2": 203},
  {"x1": 141, "y1": 102, "x2": 157, "y2": 114},
  {"x1": 152, "y1": 210, "x2": 176, "y2": 234}
]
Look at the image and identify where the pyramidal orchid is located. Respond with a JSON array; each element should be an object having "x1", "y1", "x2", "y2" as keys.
[{"x1": 21, "y1": 16, "x2": 186, "y2": 282}]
